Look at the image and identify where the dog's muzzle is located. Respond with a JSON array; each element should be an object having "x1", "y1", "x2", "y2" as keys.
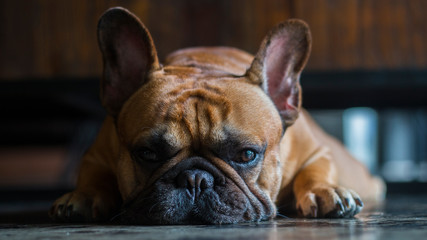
[{"x1": 117, "y1": 157, "x2": 273, "y2": 224}]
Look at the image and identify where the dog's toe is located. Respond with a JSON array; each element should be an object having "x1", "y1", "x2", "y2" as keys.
[
  {"x1": 49, "y1": 192, "x2": 94, "y2": 222},
  {"x1": 50, "y1": 190, "x2": 120, "y2": 223},
  {"x1": 296, "y1": 185, "x2": 364, "y2": 218},
  {"x1": 325, "y1": 187, "x2": 363, "y2": 218},
  {"x1": 296, "y1": 192, "x2": 319, "y2": 218}
]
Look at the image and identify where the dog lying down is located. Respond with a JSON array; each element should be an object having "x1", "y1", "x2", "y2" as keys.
[{"x1": 50, "y1": 7, "x2": 385, "y2": 224}]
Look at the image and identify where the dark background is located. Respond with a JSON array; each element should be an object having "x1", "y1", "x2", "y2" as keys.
[
  {"x1": 2, "y1": 0, "x2": 427, "y2": 77},
  {"x1": 0, "y1": 0, "x2": 426, "y2": 197}
]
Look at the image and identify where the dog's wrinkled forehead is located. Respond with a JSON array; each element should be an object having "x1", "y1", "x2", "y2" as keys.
[{"x1": 116, "y1": 68, "x2": 279, "y2": 149}]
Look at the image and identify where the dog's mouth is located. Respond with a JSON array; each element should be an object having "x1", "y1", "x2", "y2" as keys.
[{"x1": 116, "y1": 157, "x2": 272, "y2": 225}]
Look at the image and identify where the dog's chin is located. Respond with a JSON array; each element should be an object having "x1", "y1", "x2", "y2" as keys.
[{"x1": 119, "y1": 179, "x2": 253, "y2": 225}]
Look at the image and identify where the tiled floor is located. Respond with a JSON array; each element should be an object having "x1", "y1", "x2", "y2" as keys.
[{"x1": 1, "y1": 194, "x2": 426, "y2": 240}]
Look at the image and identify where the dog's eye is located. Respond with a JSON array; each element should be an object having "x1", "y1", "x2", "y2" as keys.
[
  {"x1": 136, "y1": 148, "x2": 158, "y2": 162},
  {"x1": 239, "y1": 149, "x2": 257, "y2": 163}
]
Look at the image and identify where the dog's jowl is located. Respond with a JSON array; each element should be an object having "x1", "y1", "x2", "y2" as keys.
[{"x1": 50, "y1": 7, "x2": 385, "y2": 224}]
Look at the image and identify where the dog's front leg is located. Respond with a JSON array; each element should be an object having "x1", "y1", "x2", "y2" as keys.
[
  {"x1": 49, "y1": 159, "x2": 121, "y2": 222},
  {"x1": 49, "y1": 118, "x2": 122, "y2": 222},
  {"x1": 293, "y1": 147, "x2": 363, "y2": 218}
]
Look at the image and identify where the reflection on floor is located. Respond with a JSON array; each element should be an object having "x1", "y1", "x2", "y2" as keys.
[{"x1": 1, "y1": 194, "x2": 426, "y2": 240}]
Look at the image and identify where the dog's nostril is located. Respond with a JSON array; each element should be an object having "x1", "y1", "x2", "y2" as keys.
[
  {"x1": 177, "y1": 169, "x2": 214, "y2": 194},
  {"x1": 187, "y1": 175, "x2": 196, "y2": 189},
  {"x1": 197, "y1": 173, "x2": 214, "y2": 190},
  {"x1": 199, "y1": 177, "x2": 209, "y2": 189}
]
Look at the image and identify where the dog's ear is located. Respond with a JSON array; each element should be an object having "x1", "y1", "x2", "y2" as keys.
[
  {"x1": 246, "y1": 19, "x2": 311, "y2": 126},
  {"x1": 98, "y1": 7, "x2": 160, "y2": 116}
]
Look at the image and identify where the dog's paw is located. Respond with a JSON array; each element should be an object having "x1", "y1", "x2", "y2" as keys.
[
  {"x1": 49, "y1": 191, "x2": 117, "y2": 223},
  {"x1": 296, "y1": 185, "x2": 363, "y2": 218}
]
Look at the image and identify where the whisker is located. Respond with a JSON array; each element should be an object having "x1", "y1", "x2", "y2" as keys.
[
  {"x1": 110, "y1": 209, "x2": 127, "y2": 222},
  {"x1": 276, "y1": 213, "x2": 291, "y2": 219}
]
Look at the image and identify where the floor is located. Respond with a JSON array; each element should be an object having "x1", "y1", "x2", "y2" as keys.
[{"x1": 0, "y1": 194, "x2": 426, "y2": 240}]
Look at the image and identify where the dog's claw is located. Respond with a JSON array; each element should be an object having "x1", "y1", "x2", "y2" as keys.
[
  {"x1": 336, "y1": 201, "x2": 344, "y2": 212},
  {"x1": 296, "y1": 186, "x2": 363, "y2": 218},
  {"x1": 355, "y1": 198, "x2": 364, "y2": 207},
  {"x1": 310, "y1": 206, "x2": 318, "y2": 218},
  {"x1": 50, "y1": 191, "x2": 119, "y2": 223},
  {"x1": 344, "y1": 198, "x2": 351, "y2": 208},
  {"x1": 66, "y1": 205, "x2": 73, "y2": 218},
  {"x1": 57, "y1": 204, "x2": 64, "y2": 217}
]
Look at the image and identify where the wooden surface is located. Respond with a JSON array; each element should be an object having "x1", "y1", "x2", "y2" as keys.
[
  {"x1": 1, "y1": 0, "x2": 426, "y2": 79},
  {"x1": 1, "y1": 195, "x2": 427, "y2": 239}
]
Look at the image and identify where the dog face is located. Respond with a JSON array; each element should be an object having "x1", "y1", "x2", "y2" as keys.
[
  {"x1": 113, "y1": 69, "x2": 284, "y2": 224},
  {"x1": 97, "y1": 7, "x2": 311, "y2": 224}
]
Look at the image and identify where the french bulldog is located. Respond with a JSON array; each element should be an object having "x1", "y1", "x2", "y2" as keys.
[{"x1": 49, "y1": 7, "x2": 385, "y2": 224}]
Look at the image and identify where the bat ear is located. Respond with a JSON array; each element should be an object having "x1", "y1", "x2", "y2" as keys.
[
  {"x1": 246, "y1": 19, "x2": 312, "y2": 126},
  {"x1": 97, "y1": 7, "x2": 160, "y2": 116}
]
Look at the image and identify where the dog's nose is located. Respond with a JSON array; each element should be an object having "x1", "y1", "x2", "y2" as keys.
[{"x1": 177, "y1": 169, "x2": 214, "y2": 199}]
